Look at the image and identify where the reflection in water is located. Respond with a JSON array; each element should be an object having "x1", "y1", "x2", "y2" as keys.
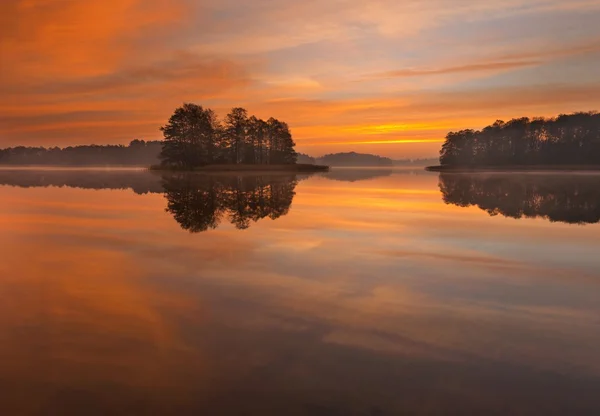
[
  {"x1": 0, "y1": 168, "x2": 394, "y2": 232},
  {"x1": 1, "y1": 169, "x2": 600, "y2": 414},
  {"x1": 439, "y1": 173, "x2": 600, "y2": 224},
  {"x1": 0, "y1": 169, "x2": 300, "y2": 231},
  {"x1": 162, "y1": 174, "x2": 297, "y2": 232},
  {"x1": 321, "y1": 167, "x2": 393, "y2": 182},
  {"x1": 0, "y1": 168, "x2": 164, "y2": 194}
]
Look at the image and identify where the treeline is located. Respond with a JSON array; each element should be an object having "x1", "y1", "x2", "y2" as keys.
[
  {"x1": 0, "y1": 140, "x2": 161, "y2": 166},
  {"x1": 294, "y1": 152, "x2": 395, "y2": 167},
  {"x1": 163, "y1": 174, "x2": 297, "y2": 232},
  {"x1": 296, "y1": 153, "x2": 316, "y2": 164},
  {"x1": 394, "y1": 158, "x2": 438, "y2": 166},
  {"x1": 439, "y1": 173, "x2": 600, "y2": 224},
  {"x1": 317, "y1": 151, "x2": 393, "y2": 167},
  {"x1": 159, "y1": 104, "x2": 297, "y2": 169},
  {"x1": 440, "y1": 112, "x2": 600, "y2": 166}
]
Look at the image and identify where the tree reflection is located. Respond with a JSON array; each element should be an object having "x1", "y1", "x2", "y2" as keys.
[
  {"x1": 162, "y1": 174, "x2": 297, "y2": 232},
  {"x1": 439, "y1": 173, "x2": 600, "y2": 224}
]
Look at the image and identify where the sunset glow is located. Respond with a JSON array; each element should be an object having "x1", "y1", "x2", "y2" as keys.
[{"x1": 2, "y1": 0, "x2": 600, "y2": 157}]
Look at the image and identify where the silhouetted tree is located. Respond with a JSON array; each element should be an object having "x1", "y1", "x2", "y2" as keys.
[
  {"x1": 439, "y1": 173, "x2": 600, "y2": 224},
  {"x1": 223, "y1": 107, "x2": 249, "y2": 164},
  {"x1": 439, "y1": 112, "x2": 600, "y2": 166},
  {"x1": 160, "y1": 104, "x2": 221, "y2": 169},
  {"x1": 267, "y1": 118, "x2": 297, "y2": 164},
  {"x1": 247, "y1": 116, "x2": 268, "y2": 164}
]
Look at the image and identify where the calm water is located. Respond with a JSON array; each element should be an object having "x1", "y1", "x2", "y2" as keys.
[{"x1": 1, "y1": 168, "x2": 599, "y2": 415}]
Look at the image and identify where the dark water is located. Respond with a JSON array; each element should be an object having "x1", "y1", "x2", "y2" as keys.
[{"x1": 1, "y1": 167, "x2": 599, "y2": 415}]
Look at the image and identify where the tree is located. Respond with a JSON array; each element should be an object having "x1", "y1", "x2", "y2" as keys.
[
  {"x1": 160, "y1": 103, "x2": 220, "y2": 169},
  {"x1": 277, "y1": 121, "x2": 298, "y2": 164},
  {"x1": 223, "y1": 107, "x2": 248, "y2": 164},
  {"x1": 247, "y1": 116, "x2": 268, "y2": 164},
  {"x1": 266, "y1": 118, "x2": 297, "y2": 164}
]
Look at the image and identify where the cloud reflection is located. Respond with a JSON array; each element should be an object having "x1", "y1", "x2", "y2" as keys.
[{"x1": 1, "y1": 170, "x2": 600, "y2": 413}]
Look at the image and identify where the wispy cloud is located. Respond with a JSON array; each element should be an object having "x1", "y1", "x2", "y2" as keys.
[
  {"x1": 1, "y1": 0, "x2": 600, "y2": 157},
  {"x1": 368, "y1": 61, "x2": 540, "y2": 79}
]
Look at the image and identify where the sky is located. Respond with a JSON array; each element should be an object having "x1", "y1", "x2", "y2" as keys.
[{"x1": 1, "y1": 0, "x2": 600, "y2": 158}]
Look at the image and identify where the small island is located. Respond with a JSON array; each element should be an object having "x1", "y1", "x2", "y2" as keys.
[
  {"x1": 151, "y1": 103, "x2": 328, "y2": 173},
  {"x1": 149, "y1": 163, "x2": 328, "y2": 173},
  {"x1": 426, "y1": 111, "x2": 600, "y2": 172},
  {"x1": 316, "y1": 152, "x2": 393, "y2": 167}
]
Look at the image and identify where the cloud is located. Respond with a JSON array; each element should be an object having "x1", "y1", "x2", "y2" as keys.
[
  {"x1": 1, "y1": 0, "x2": 600, "y2": 158},
  {"x1": 0, "y1": 51, "x2": 253, "y2": 143},
  {"x1": 0, "y1": 0, "x2": 188, "y2": 79},
  {"x1": 366, "y1": 39, "x2": 600, "y2": 80},
  {"x1": 188, "y1": 0, "x2": 600, "y2": 55},
  {"x1": 370, "y1": 61, "x2": 541, "y2": 79},
  {"x1": 2, "y1": 53, "x2": 251, "y2": 99}
]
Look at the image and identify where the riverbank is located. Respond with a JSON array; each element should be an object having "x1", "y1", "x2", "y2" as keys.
[
  {"x1": 426, "y1": 165, "x2": 600, "y2": 172},
  {"x1": 149, "y1": 163, "x2": 329, "y2": 173}
]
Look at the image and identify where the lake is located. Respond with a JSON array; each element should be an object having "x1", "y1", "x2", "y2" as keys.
[{"x1": 1, "y1": 167, "x2": 599, "y2": 415}]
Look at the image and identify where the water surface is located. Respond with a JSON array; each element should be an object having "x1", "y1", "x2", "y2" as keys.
[{"x1": 1, "y1": 168, "x2": 599, "y2": 415}]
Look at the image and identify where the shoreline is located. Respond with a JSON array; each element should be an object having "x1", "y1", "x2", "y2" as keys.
[
  {"x1": 149, "y1": 163, "x2": 330, "y2": 173},
  {"x1": 426, "y1": 165, "x2": 600, "y2": 173}
]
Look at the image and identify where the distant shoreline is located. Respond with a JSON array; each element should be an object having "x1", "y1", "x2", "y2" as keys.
[
  {"x1": 149, "y1": 163, "x2": 330, "y2": 173},
  {"x1": 426, "y1": 165, "x2": 600, "y2": 173}
]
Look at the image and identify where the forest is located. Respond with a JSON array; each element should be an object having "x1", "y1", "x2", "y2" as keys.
[
  {"x1": 159, "y1": 104, "x2": 297, "y2": 169},
  {"x1": 439, "y1": 112, "x2": 600, "y2": 166},
  {"x1": 0, "y1": 140, "x2": 161, "y2": 166}
]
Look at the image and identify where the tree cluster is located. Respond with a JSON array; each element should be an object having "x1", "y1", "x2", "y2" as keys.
[
  {"x1": 440, "y1": 112, "x2": 600, "y2": 166},
  {"x1": 439, "y1": 173, "x2": 600, "y2": 224},
  {"x1": 296, "y1": 152, "x2": 316, "y2": 164},
  {"x1": 160, "y1": 104, "x2": 298, "y2": 169},
  {"x1": 317, "y1": 151, "x2": 393, "y2": 167},
  {"x1": 0, "y1": 140, "x2": 162, "y2": 166},
  {"x1": 163, "y1": 174, "x2": 297, "y2": 232}
]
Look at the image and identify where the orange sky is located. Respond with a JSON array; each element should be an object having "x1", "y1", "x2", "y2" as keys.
[{"x1": 1, "y1": 0, "x2": 600, "y2": 158}]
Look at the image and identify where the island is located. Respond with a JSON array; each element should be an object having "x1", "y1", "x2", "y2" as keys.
[
  {"x1": 149, "y1": 163, "x2": 329, "y2": 173},
  {"x1": 426, "y1": 111, "x2": 600, "y2": 172},
  {"x1": 315, "y1": 152, "x2": 393, "y2": 167},
  {"x1": 152, "y1": 104, "x2": 328, "y2": 172}
]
